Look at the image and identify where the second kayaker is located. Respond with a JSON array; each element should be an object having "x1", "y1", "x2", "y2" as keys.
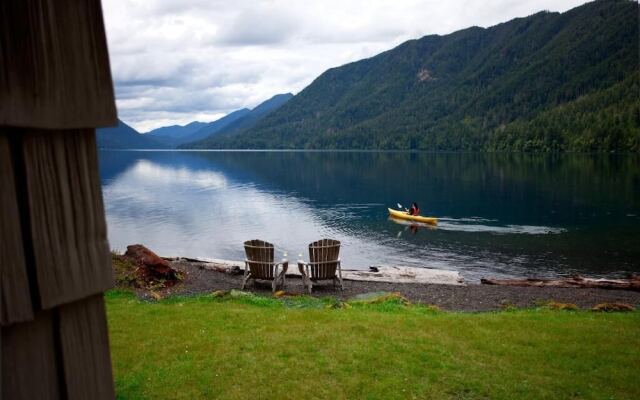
[{"x1": 407, "y1": 202, "x2": 420, "y2": 216}]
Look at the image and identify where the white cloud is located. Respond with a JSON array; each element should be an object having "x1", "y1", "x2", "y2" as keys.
[{"x1": 102, "y1": 0, "x2": 588, "y2": 132}]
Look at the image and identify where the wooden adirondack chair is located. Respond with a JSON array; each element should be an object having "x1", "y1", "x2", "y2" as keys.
[
  {"x1": 297, "y1": 239, "x2": 343, "y2": 294},
  {"x1": 242, "y1": 239, "x2": 288, "y2": 292}
]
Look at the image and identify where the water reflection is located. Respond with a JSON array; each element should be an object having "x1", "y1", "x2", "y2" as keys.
[
  {"x1": 99, "y1": 150, "x2": 640, "y2": 280},
  {"x1": 101, "y1": 154, "x2": 400, "y2": 269}
]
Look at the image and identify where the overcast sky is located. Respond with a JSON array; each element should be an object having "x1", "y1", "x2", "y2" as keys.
[{"x1": 102, "y1": 0, "x2": 588, "y2": 132}]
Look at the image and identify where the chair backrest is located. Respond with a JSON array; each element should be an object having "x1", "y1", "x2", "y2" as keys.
[
  {"x1": 244, "y1": 239, "x2": 276, "y2": 279},
  {"x1": 308, "y1": 239, "x2": 340, "y2": 280}
]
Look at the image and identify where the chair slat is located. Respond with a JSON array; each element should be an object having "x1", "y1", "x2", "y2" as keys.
[
  {"x1": 242, "y1": 239, "x2": 286, "y2": 292},
  {"x1": 244, "y1": 239, "x2": 276, "y2": 279},
  {"x1": 307, "y1": 239, "x2": 340, "y2": 280}
]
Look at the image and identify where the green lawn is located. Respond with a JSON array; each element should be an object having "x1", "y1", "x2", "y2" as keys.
[{"x1": 106, "y1": 290, "x2": 640, "y2": 400}]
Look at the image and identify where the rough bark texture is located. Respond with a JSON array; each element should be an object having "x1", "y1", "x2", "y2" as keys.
[
  {"x1": 58, "y1": 296, "x2": 115, "y2": 400},
  {"x1": 21, "y1": 129, "x2": 113, "y2": 309},
  {"x1": 0, "y1": 134, "x2": 33, "y2": 325},
  {"x1": 0, "y1": 0, "x2": 116, "y2": 128},
  {"x1": 1, "y1": 311, "x2": 61, "y2": 400},
  {"x1": 1, "y1": 0, "x2": 117, "y2": 398}
]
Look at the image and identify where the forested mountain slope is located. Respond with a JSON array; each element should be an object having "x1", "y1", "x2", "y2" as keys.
[{"x1": 201, "y1": 0, "x2": 639, "y2": 151}]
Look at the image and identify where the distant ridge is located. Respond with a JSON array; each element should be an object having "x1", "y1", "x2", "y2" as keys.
[
  {"x1": 146, "y1": 109, "x2": 253, "y2": 148},
  {"x1": 196, "y1": 0, "x2": 639, "y2": 152},
  {"x1": 97, "y1": 119, "x2": 167, "y2": 149},
  {"x1": 176, "y1": 108, "x2": 252, "y2": 147},
  {"x1": 96, "y1": 92, "x2": 293, "y2": 150},
  {"x1": 181, "y1": 93, "x2": 293, "y2": 148},
  {"x1": 146, "y1": 121, "x2": 207, "y2": 147}
]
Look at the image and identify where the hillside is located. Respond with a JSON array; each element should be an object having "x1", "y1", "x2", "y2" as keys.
[
  {"x1": 174, "y1": 108, "x2": 252, "y2": 147},
  {"x1": 96, "y1": 119, "x2": 167, "y2": 149},
  {"x1": 96, "y1": 92, "x2": 293, "y2": 149},
  {"x1": 183, "y1": 93, "x2": 293, "y2": 148},
  {"x1": 145, "y1": 121, "x2": 207, "y2": 147},
  {"x1": 199, "y1": 0, "x2": 639, "y2": 151}
]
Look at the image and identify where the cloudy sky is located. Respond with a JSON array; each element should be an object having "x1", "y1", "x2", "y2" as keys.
[{"x1": 102, "y1": 0, "x2": 588, "y2": 132}]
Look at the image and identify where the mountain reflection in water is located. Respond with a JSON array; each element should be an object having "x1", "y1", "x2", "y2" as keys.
[{"x1": 99, "y1": 150, "x2": 640, "y2": 280}]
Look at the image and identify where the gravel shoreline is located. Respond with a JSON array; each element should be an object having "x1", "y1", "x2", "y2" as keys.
[{"x1": 144, "y1": 260, "x2": 640, "y2": 312}]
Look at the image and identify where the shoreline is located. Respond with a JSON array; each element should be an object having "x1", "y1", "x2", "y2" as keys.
[
  {"x1": 170, "y1": 256, "x2": 465, "y2": 285},
  {"x1": 140, "y1": 257, "x2": 640, "y2": 312}
]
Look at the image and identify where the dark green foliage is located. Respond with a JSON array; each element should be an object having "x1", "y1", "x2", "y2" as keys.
[
  {"x1": 200, "y1": 0, "x2": 639, "y2": 151},
  {"x1": 490, "y1": 73, "x2": 640, "y2": 151}
]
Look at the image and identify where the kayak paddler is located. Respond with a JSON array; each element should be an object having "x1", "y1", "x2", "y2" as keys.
[{"x1": 407, "y1": 202, "x2": 420, "y2": 216}]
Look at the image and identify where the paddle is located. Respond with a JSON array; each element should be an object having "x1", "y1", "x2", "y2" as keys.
[{"x1": 397, "y1": 203, "x2": 403, "y2": 209}]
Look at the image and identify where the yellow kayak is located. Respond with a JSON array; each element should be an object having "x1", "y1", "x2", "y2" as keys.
[{"x1": 388, "y1": 208, "x2": 438, "y2": 225}]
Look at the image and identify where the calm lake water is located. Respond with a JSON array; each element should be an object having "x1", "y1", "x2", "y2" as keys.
[{"x1": 99, "y1": 150, "x2": 640, "y2": 280}]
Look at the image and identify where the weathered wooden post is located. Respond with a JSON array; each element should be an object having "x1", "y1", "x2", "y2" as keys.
[{"x1": 1, "y1": 0, "x2": 117, "y2": 398}]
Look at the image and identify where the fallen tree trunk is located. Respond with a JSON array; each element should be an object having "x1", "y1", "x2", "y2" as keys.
[{"x1": 480, "y1": 275, "x2": 640, "y2": 292}]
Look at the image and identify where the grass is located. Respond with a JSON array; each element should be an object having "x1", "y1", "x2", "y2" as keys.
[
  {"x1": 106, "y1": 290, "x2": 640, "y2": 400},
  {"x1": 111, "y1": 252, "x2": 138, "y2": 287}
]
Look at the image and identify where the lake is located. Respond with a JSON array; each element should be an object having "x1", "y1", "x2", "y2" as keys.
[{"x1": 99, "y1": 150, "x2": 640, "y2": 281}]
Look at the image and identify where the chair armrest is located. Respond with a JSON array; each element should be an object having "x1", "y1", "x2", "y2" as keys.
[
  {"x1": 277, "y1": 260, "x2": 289, "y2": 273},
  {"x1": 297, "y1": 261, "x2": 308, "y2": 275}
]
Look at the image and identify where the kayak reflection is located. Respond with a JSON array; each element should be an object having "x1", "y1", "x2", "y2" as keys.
[{"x1": 389, "y1": 216, "x2": 437, "y2": 237}]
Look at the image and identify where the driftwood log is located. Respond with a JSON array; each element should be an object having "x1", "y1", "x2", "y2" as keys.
[
  {"x1": 481, "y1": 275, "x2": 640, "y2": 292},
  {"x1": 193, "y1": 261, "x2": 243, "y2": 275}
]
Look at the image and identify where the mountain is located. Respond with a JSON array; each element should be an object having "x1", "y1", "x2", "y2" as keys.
[
  {"x1": 172, "y1": 108, "x2": 252, "y2": 147},
  {"x1": 182, "y1": 93, "x2": 294, "y2": 148},
  {"x1": 96, "y1": 119, "x2": 167, "y2": 149},
  {"x1": 198, "y1": 0, "x2": 639, "y2": 152},
  {"x1": 221, "y1": 93, "x2": 294, "y2": 135},
  {"x1": 145, "y1": 121, "x2": 207, "y2": 147},
  {"x1": 97, "y1": 93, "x2": 293, "y2": 149},
  {"x1": 147, "y1": 121, "x2": 207, "y2": 138}
]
